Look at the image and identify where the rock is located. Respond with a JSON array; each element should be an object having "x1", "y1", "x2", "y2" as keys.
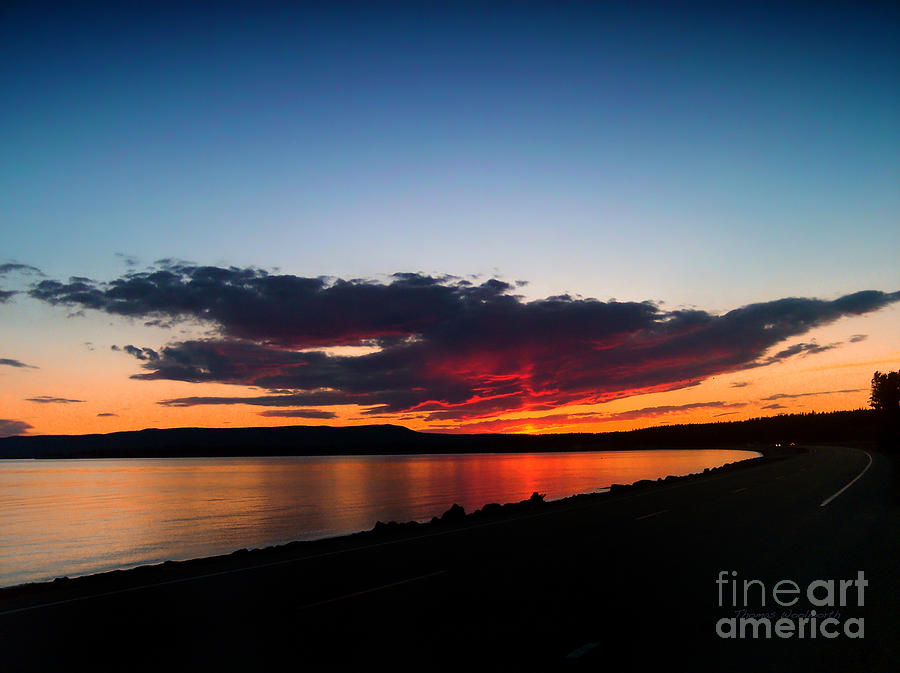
[{"x1": 440, "y1": 503, "x2": 466, "y2": 523}]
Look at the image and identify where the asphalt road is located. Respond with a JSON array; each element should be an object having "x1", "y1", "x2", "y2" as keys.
[{"x1": 1, "y1": 445, "x2": 896, "y2": 672}]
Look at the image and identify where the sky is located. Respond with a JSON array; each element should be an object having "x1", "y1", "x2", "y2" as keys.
[{"x1": 1, "y1": 1, "x2": 898, "y2": 437}]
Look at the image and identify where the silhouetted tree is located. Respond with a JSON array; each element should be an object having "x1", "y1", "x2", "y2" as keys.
[
  {"x1": 870, "y1": 370, "x2": 900, "y2": 453},
  {"x1": 869, "y1": 370, "x2": 900, "y2": 416}
]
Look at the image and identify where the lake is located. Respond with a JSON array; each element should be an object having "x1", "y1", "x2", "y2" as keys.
[{"x1": 0, "y1": 449, "x2": 758, "y2": 587}]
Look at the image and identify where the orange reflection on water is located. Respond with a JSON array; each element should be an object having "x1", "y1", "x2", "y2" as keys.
[{"x1": 0, "y1": 449, "x2": 758, "y2": 587}]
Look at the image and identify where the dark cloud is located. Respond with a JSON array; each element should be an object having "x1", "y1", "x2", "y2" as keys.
[
  {"x1": 29, "y1": 266, "x2": 531, "y2": 347},
  {"x1": 258, "y1": 409, "x2": 338, "y2": 419},
  {"x1": 849, "y1": 334, "x2": 868, "y2": 343},
  {"x1": 600, "y1": 401, "x2": 747, "y2": 422},
  {"x1": 0, "y1": 263, "x2": 42, "y2": 276},
  {"x1": 26, "y1": 395, "x2": 84, "y2": 404},
  {"x1": 0, "y1": 419, "x2": 33, "y2": 437},
  {"x1": 762, "y1": 403, "x2": 787, "y2": 410},
  {"x1": 112, "y1": 344, "x2": 160, "y2": 359},
  {"x1": 25, "y1": 264, "x2": 900, "y2": 426},
  {"x1": 750, "y1": 341, "x2": 839, "y2": 367},
  {"x1": 0, "y1": 358, "x2": 37, "y2": 369},
  {"x1": 730, "y1": 381, "x2": 750, "y2": 388},
  {"x1": 427, "y1": 401, "x2": 747, "y2": 433},
  {"x1": 97, "y1": 412, "x2": 118, "y2": 417},
  {"x1": 122, "y1": 345, "x2": 159, "y2": 361},
  {"x1": 760, "y1": 389, "x2": 862, "y2": 401},
  {"x1": 143, "y1": 319, "x2": 175, "y2": 329},
  {"x1": 114, "y1": 253, "x2": 140, "y2": 268},
  {"x1": 0, "y1": 264, "x2": 42, "y2": 302},
  {"x1": 160, "y1": 390, "x2": 356, "y2": 408}
]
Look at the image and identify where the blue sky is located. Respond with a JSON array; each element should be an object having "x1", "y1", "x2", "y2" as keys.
[
  {"x1": 3, "y1": 1, "x2": 898, "y2": 304},
  {"x1": 1, "y1": 1, "x2": 898, "y2": 435}
]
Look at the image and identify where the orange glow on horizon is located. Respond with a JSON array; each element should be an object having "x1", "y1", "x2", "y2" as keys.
[{"x1": 2, "y1": 307, "x2": 897, "y2": 437}]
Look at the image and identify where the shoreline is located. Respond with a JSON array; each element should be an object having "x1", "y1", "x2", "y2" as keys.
[{"x1": 0, "y1": 445, "x2": 790, "y2": 603}]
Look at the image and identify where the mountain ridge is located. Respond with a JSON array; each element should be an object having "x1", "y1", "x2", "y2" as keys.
[{"x1": 0, "y1": 409, "x2": 882, "y2": 458}]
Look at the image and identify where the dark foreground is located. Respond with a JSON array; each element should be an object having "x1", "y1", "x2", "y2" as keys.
[{"x1": 1, "y1": 445, "x2": 896, "y2": 672}]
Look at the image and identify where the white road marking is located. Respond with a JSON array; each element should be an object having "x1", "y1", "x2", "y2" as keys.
[
  {"x1": 297, "y1": 570, "x2": 447, "y2": 610},
  {"x1": 634, "y1": 509, "x2": 668, "y2": 520},
  {"x1": 820, "y1": 451, "x2": 874, "y2": 507}
]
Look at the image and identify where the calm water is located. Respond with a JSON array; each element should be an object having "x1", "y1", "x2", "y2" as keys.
[{"x1": 0, "y1": 449, "x2": 758, "y2": 587}]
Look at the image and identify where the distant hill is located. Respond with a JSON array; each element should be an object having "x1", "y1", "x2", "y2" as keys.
[{"x1": 0, "y1": 409, "x2": 884, "y2": 459}]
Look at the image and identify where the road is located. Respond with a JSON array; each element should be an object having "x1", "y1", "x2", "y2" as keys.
[{"x1": 1, "y1": 445, "x2": 896, "y2": 672}]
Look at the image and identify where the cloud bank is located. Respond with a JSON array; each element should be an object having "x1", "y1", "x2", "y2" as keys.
[
  {"x1": 427, "y1": 401, "x2": 749, "y2": 433},
  {"x1": 0, "y1": 264, "x2": 42, "y2": 276},
  {"x1": 27, "y1": 264, "x2": 900, "y2": 428},
  {"x1": 0, "y1": 419, "x2": 33, "y2": 437},
  {"x1": 26, "y1": 395, "x2": 85, "y2": 404},
  {"x1": 760, "y1": 389, "x2": 862, "y2": 401},
  {"x1": 0, "y1": 358, "x2": 37, "y2": 369},
  {"x1": 258, "y1": 409, "x2": 338, "y2": 419}
]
